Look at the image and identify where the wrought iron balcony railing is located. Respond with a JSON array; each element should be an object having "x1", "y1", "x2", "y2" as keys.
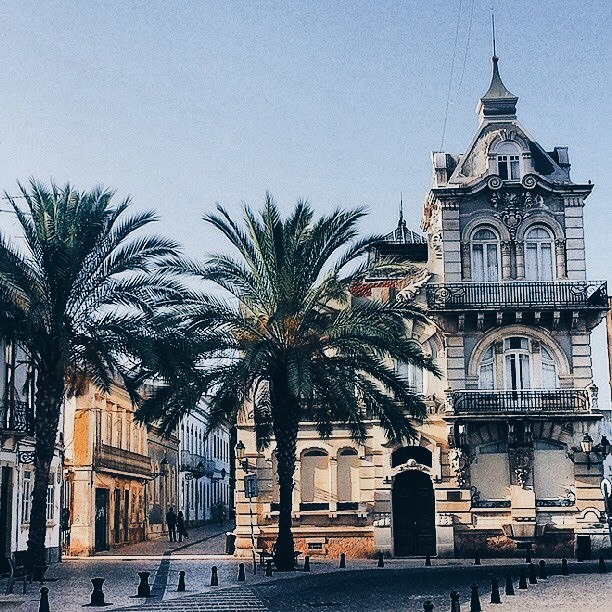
[
  {"x1": 180, "y1": 450, "x2": 215, "y2": 475},
  {"x1": 94, "y1": 443, "x2": 152, "y2": 476},
  {"x1": 449, "y1": 389, "x2": 590, "y2": 415},
  {"x1": 427, "y1": 281, "x2": 608, "y2": 311},
  {"x1": 1, "y1": 400, "x2": 34, "y2": 435}
]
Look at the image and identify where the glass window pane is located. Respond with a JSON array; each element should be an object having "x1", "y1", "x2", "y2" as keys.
[
  {"x1": 540, "y1": 244, "x2": 553, "y2": 280},
  {"x1": 525, "y1": 244, "x2": 538, "y2": 280},
  {"x1": 497, "y1": 156, "x2": 508, "y2": 179},
  {"x1": 486, "y1": 243, "x2": 499, "y2": 281},
  {"x1": 480, "y1": 363, "x2": 495, "y2": 389},
  {"x1": 519, "y1": 354, "x2": 531, "y2": 389},
  {"x1": 510, "y1": 158, "x2": 520, "y2": 180},
  {"x1": 472, "y1": 243, "x2": 484, "y2": 281}
]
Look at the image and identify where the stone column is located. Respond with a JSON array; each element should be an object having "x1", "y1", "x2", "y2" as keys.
[
  {"x1": 501, "y1": 241, "x2": 512, "y2": 279},
  {"x1": 329, "y1": 456, "x2": 337, "y2": 511},
  {"x1": 555, "y1": 239, "x2": 567, "y2": 278},
  {"x1": 515, "y1": 242, "x2": 525, "y2": 279}
]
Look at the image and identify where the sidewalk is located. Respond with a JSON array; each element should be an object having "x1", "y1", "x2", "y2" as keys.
[{"x1": 69, "y1": 521, "x2": 232, "y2": 558}]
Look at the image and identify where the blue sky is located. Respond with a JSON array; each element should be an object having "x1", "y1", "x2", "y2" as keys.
[{"x1": 0, "y1": 0, "x2": 610, "y2": 397}]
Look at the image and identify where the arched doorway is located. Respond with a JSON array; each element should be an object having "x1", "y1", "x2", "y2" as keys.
[{"x1": 392, "y1": 470, "x2": 436, "y2": 556}]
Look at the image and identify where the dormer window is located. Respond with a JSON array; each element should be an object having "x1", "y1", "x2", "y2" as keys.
[{"x1": 494, "y1": 142, "x2": 521, "y2": 181}]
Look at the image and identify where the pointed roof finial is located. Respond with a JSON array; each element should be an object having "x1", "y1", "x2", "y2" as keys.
[
  {"x1": 399, "y1": 192, "x2": 404, "y2": 224},
  {"x1": 476, "y1": 14, "x2": 518, "y2": 121}
]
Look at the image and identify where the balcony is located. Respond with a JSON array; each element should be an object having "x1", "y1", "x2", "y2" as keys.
[
  {"x1": 448, "y1": 389, "x2": 591, "y2": 417},
  {"x1": 180, "y1": 450, "x2": 215, "y2": 476},
  {"x1": 1, "y1": 400, "x2": 34, "y2": 435},
  {"x1": 426, "y1": 281, "x2": 607, "y2": 311},
  {"x1": 94, "y1": 444, "x2": 152, "y2": 476}
]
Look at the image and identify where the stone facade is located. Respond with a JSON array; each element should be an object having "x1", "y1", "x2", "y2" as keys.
[{"x1": 233, "y1": 56, "x2": 611, "y2": 559}]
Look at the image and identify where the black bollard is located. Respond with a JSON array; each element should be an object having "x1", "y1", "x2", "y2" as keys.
[
  {"x1": 211, "y1": 566, "x2": 219, "y2": 587},
  {"x1": 304, "y1": 556, "x2": 311, "y2": 572},
  {"x1": 490, "y1": 577, "x2": 501, "y2": 604},
  {"x1": 525, "y1": 547, "x2": 532, "y2": 564},
  {"x1": 39, "y1": 586, "x2": 50, "y2": 612},
  {"x1": 528, "y1": 562, "x2": 537, "y2": 585},
  {"x1": 137, "y1": 572, "x2": 151, "y2": 598},
  {"x1": 504, "y1": 574, "x2": 515, "y2": 596},
  {"x1": 265, "y1": 559, "x2": 273, "y2": 577},
  {"x1": 89, "y1": 577, "x2": 106, "y2": 606},
  {"x1": 474, "y1": 551, "x2": 481, "y2": 565},
  {"x1": 339, "y1": 553, "x2": 346, "y2": 569},
  {"x1": 469, "y1": 583, "x2": 481, "y2": 612},
  {"x1": 177, "y1": 570, "x2": 186, "y2": 592},
  {"x1": 518, "y1": 566, "x2": 528, "y2": 589},
  {"x1": 238, "y1": 563, "x2": 246, "y2": 582},
  {"x1": 423, "y1": 600, "x2": 434, "y2": 612},
  {"x1": 450, "y1": 590, "x2": 461, "y2": 612},
  {"x1": 425, "y1": 554, "x2": 432, "y2": 567},
  {"x1": 598, "y1": 556, "x2": 607, "y2": 574},
  {"x1": 538, "y1": 560, "x2": 547, "y2": 579},
  {"x1": 561, "y1": 558, "x2": 569, "y2": 575},
  {"x1": 377, "y1": 552, "x2": 384, "y2": 568}
]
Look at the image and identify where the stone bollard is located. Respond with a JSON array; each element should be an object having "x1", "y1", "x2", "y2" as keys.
[
  {"x1": 177, "y1": 570, "x2": 186, "y2": 592},
  {"x1": 518, "y1": 566, "x2": 528, "y2": 590},
  {"x1": 450, "y1": 590, "x2": 461, "y2": 612},
  {"x1": 137, "y1": 572, "x2": 151, "y2": 598},
  {"x1": 528, "y1": 562, "x2": 537, "y2": 585},
  {"x1": 504, "y1": 574, "x2": 514, "y2": 596},
  {"x1": 211, "y1": 566, "x2": 219, "y2": 587},
  {"x1": 265, "y1": 559, "x2": 273, "y2": 577},
  {"x1": 423, "y1": 600, "x2": 434, "y2": 612},
  {"x1": 474, "y1": 552, "x2": 481, "y2": 566},
  {"x1": 304, "y1": 556, "x2": 311, "y2": 572},
  {"x1": 339, "y1": 553, "x2": 346, "y2": 569},
  {"x1": 377, "y1": 552, "x2": 384, "y2": 568},
  {"x1": 238, "y1": 563, "x2": 246, "y2": 582},
  {"x1": 538, "y1": 560, "x2": 547, "y2": 579},
  {"x1": 89, "y1": 577, "x2": 107, "y2": 606},
  {"x1": 561, "y1": 558, "x2": 569, "y2": 576},
  {"x1": 598, "y1": 556, "x2": 607, "y2": 574},
  {"x1": 425, "y1": 554, "x2": 432, "y2": 567},
  {"x1": 39, "y1": 586, "x2": 50, "y2": 612},
  {"x1": 490, "y1": 577, "x2": 501, "y2": 604},
  {"x1": 469, "y1": 583, "x2": 482, "y2": 612}
]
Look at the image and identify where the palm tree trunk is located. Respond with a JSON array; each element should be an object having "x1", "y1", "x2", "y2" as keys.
[
  {"x1": 27, "y1": 370, "x2": 64, "y2": 571},
  {"x1": 270, "y1": 374, "x2": 299, "y2": 571}
]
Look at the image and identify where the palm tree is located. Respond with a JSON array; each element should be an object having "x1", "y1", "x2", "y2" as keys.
[
  {"x1": 0, "y1": 180, "x2": 182, "y2": 569},
  {"x1": 140, "y1": 195, "x2": 439, "y2": 571}
]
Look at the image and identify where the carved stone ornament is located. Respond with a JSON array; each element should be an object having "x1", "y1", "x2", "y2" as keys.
[
  {"x1": 508, "y1": 447, "x2": 534, "y2": 488},
  {"x1": 430, "y1": 232, "x2": 443, "y2": 259},
  {"x1": 489, "y1": 186, "x2": 545, "y2": 239},
  {"x1": 449, "y1": 447, "x2": 473, "y2": 488},
  {"x1": 396, "y1": 269, "x2": 432, "y2": 303}
]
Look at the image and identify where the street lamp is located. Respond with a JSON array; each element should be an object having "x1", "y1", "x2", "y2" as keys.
[
  {"x1": 581, "y1": 433, "x2": 594, "y2": 470},
  {"x1": 235, "y1": 440, "x2": 250, "y2": 473},
  {"x1": 150, "y1": 457, "x2": 169, "y2": 479}
]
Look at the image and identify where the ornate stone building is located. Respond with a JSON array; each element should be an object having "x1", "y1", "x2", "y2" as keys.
[{"x1": 233, "y1": 56, "x2": 610, "y2": 559}]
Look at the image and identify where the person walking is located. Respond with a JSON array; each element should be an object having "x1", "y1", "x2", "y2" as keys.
[
  {"x1": 176, "y1": 511, "x2": 188, "y2": 543},
  {"x1": 166, "y1": 507, "x2": 177, "y2": 542}
]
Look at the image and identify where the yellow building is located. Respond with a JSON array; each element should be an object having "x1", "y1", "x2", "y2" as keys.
[{"x1": 63, "y1": 381, "x2": 152, "y2": 555}]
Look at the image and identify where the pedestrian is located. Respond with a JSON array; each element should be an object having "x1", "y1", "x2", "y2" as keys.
[
  {"x1": 166, "y1": 507, "x2": 177, "y2": 542},
  {"x1": 177, "y1": 511, "x2": 188, "y2": 543}
]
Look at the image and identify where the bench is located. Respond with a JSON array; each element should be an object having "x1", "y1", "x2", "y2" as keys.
[{"x1": 258, "y1": 548, "x2": 302, "y2": 569}]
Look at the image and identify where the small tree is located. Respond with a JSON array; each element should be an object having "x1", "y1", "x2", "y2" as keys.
[
  {"x1": 140, "y1": 195, "x2": 439, "y2": 570},
  {"x1": 0, "y1": 180, "x2": 182, "y2": 569}
]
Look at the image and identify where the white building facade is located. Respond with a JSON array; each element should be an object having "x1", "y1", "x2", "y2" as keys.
[{"x1": 178, "y1": 401, "x2": 230, "y2": 526}]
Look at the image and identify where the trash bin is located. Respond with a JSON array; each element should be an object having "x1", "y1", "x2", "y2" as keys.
[{"x1": 225, "y1": 532, "x2": 236, "y2": 555}]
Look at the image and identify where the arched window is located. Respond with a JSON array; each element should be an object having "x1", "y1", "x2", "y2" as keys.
[
  {"x1": 395, "y1": 361, "x2": 424, "y2": 394},
  {"x1": 477, "y1": 336, "x2": 559, "y2": 391},
  {"x1": 495, "y1": 141, "x2": 521, "y2": 181},
  {"x1": 479, "y1": 345, "x2": 496, "y2": 390},
  {"x1": 525, "y1": 226, "x2": 554, "y2": 281},
  {"x1": 471, "y1": 228, "x2": 500, "y2": 282},
  {"x1": 337, "y1": 448, "x2": 360, "y2": 505},
  {"x1": 300, "y1": 449, "x2": 329, "y2": 508}
]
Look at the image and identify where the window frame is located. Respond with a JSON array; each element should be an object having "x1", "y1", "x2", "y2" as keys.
[{"x1": 471, "y1": 227, "x2": 501, "y2": 282}]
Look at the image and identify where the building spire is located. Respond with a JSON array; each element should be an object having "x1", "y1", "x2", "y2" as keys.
[{"x1": 476, "y1": 17, "x2": 518, "y2": 122}]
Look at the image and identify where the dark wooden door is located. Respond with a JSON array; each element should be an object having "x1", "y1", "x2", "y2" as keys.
[
  {"x1": 94, "y1": 489, "x2": 109, "y2": 552},
  {"x1": 392, "y1": 470, "x2": 436, "y2": 556}
]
